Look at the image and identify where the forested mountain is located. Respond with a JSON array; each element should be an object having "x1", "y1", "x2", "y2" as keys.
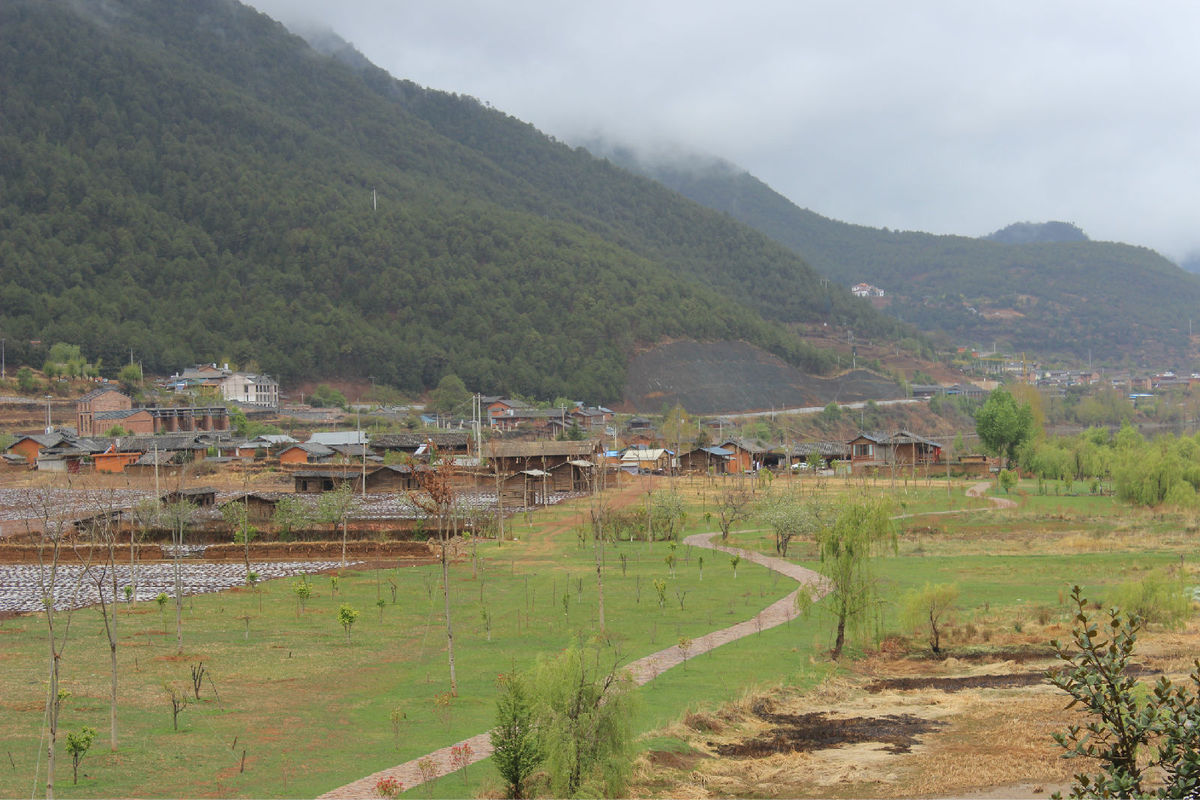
[
  {"x1": 982, "y1": 221, "x2": 1089, "y2": 245},
  {"x1": 601, "y1": 148, "x2": 1200, "y2": 365},
  {"x1": 0, "y1": 0, "x2": 912, "y2": 403}
]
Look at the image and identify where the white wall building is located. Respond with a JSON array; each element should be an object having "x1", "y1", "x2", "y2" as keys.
[{"x1": 221, "y1": 373, "x2": 279, "y2": 408}]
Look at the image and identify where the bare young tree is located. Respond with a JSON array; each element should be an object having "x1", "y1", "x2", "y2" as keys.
[
  {"x1": 587, "y1": 461, "x2": 607, "y2": 633},
  {"x1": 128, "y1": 496, "x2": 161, "y2": 607},
  {"x1": 317, "y1": 481, "x2": 359, "y2": 568},
  {"x1": 410, "y1": 455, "x2": 459, "y2": 694},
  {"x1": 26, "y1": 487, "x2": 92, "y2": 800},
  {"x1": 83, "y1": 487, "x2": 126, "y2": 752},
  {"x1": 157, "y1": 499, "x2": 197, "y2": 654}
]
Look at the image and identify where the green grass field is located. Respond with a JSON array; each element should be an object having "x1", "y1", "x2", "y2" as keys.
[{"x1": 2, "y1": 476, "x2": 1194, "y2": 798}]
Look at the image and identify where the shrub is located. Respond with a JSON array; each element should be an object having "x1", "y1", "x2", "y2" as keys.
[{"x1": 1109, "y1": 571, "x2": 1192, "y2": 629}]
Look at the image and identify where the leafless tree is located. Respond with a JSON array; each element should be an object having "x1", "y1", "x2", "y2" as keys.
[
  {"x1": 157, "y1": 498, "x2": 197, "y2": 654},
  {"x1": 26, "y1": 486, "x2": 91, "y2": 799},
  {"x1": 83, "y1": 487, "x2": 126, "y2": 752},
  {"x1": 410, "y1": 454, "x2": 458, "y2": 694}
]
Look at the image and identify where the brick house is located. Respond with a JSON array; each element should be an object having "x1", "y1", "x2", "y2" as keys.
[
  {"x1": 77, "y1": 386, "x2": 133, "y2": 436},
  {"x1": 94, "y1": 408, "x2": 156, "y2": 435}
]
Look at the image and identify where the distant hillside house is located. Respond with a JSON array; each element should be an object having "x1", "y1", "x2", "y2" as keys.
[{"x1": 851, "y1": 282, "x2": 886, "y2": 298}]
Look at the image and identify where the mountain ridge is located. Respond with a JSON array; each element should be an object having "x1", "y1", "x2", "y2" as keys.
[
  {"x1": 594, "y1": 144, "x2": 1200, "y2": 366},
  {"x1": 0, "y1": 0, "x2": 915, "y2": 403}
]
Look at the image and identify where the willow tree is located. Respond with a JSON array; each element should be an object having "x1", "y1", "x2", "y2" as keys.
[{"x1": 798, "y1": 497, "x2": 896, "y2": 659}]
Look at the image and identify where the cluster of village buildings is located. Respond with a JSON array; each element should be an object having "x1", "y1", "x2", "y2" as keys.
[{"x1": 4, "y1": 380, "x2": 979, "y2": 514}]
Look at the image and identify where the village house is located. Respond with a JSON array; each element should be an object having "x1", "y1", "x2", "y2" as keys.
[
  {"x1": 848, "y1": 430, "x2": 943, "y2": 473},
  {"x1": 369, "y1": 431, "x2": 472, "y2": 458},
  {"x1": 76, "y1": 386, "x2": 132, "y2": 436},
  {"x1": 169, "y1": 364, "x2": 279, "y2": 408},
  {"x1": 278, "y1": 443, "x2": 336, "y2": 466},
  {"x1": 485, "y1": 440, "x2": 600, "y2": 475},
  {"x1": 676, "y1": 445, "x2": 732, "y2": 474},
  {"x1": 568, "y1": 405, "x2": 614, "y2": 430},
  {"x1": 620, "y1": 447, "x2": 673, "y2": 473}
]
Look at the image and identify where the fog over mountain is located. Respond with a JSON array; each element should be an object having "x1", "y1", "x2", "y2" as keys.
[{"x1": 247, "y1": 0, "x2": 1200, "y2": 263}]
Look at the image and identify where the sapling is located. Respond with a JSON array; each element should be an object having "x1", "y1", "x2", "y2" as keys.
[
  {"x1": 654, "y1": 579, "x2": 667, "y2": 609},
  {"x1": 450, "y1": 741, "x2": 474, "y2": 790},
  {"x1": 292, "y1": 577, "x2": 312, "y2": 615},
  {"x1": 417, "y1": 756, "x2": 438, "y2": 799},
  {"x1": 698, "y1": 554, "x2": 704, "y2": 581},
  {"x1": 677, "y1": 636, "x2": 692, "y2": 669},
  {"x1": 164, "y1": 682, "x2": 188, "y2": 731},
  {"x1": 480, "y1": 606, "x2": 492, "y2": 641},
  {"x1": 376, "y1": 597, "x2": 386, "y2": 622},
  {"x1": 65, "y1": 726, "x2": 96, "y2": 785},
  {"x1": 338, "y1": 603, "x2": 360, "y2": 645},
  {"x1": 389, "y1": 705, "x2": 406, "y2": 742},
  {"x1": 432, "y1": 691, "x2": 453, "y2": 728},
  {"x1": 155, "y1": 592, "x2": 169, "y2": 626},
  {"x1": 189, "y1": 662, "x2": 207, "y2": 700},
  {"x1": 730, "y1": 554, "x2": 741, "y2": 579}
]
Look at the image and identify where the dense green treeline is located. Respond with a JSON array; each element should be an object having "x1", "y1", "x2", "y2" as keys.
[
  {"x1": 610, "y1": 151, "x2": 1200, "y2": 364},
  {"x1": 1019, "y1": 425, "x2": 1200, "y2": 507},
  {"x1": 0, "y1": 0, "x2": 909, "y2": 401}
]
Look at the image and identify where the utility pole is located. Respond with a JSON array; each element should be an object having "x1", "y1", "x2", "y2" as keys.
[{"x1": 357, "y1": 408, "x2": 366, "y2": 498}]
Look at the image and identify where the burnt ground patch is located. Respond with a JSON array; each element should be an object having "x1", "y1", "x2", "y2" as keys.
[
  {"x1": 711, "y1": 701, "x2": 945, "y2": 758},
  {"x1": 623, "y1": 340, "x2": 902, "y2": 414},
  {"x1": 865, "y1": 671, "x2": 1048, "y2": 693}
]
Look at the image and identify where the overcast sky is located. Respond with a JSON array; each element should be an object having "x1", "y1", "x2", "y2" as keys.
[{"x1": 246, "y1": 1, "x2": 1200, "y2": 262}]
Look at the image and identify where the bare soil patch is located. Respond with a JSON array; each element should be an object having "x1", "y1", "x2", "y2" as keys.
[{"x1": 631, "y1": 647, "x2": 1091, "y2": 798}]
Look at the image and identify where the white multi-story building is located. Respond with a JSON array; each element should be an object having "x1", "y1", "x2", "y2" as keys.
[{"x1": 221, "y1": 372, "x2": 279, "y2": 408}]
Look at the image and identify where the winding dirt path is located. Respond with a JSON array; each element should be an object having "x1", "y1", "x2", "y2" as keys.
[
  {"x1": 318, "y1": 482, "x2": 1013, "y2": 798},
  {"x1": 317, "y1": 534, "x2": 826, "y2": 798}
]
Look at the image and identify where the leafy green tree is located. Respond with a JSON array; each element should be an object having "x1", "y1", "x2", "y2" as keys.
[
  {"x1": 759, "y1": 493, "x2": 830, "y2": 557},
  {"x1": 798, "y1": 497, "x2": 896, "y2": 659},
  {"x1": 117, "y1": 363, "x2": 142, "y2": 395},
  {"x1": 649, "y1": 492, "x2": 686, "y2": 541},
  {"x1": 491, "y1": 672, "x2": 542, "y2": 799},
  {"x1": 998, "y1": 468, "x2": 1017, "y2": 494},
  {"x1": 976, "y1": 388, "x2": 1036, "y2": 466},
  {"x1": 309, "y1": 383, "x2": 347, "y2": 409},
  {"x1": 65, "y1": 726, "x2": 96, "y2": 785},
  {"x1": 531, "y1": 642, "x2": 636, "y2": 798},
  {"x1": 1047, "y1": 586, "x2": 1200, "y2": 798},
  {"x1": 16, "y1": 366, "x2": 36, "y2": 393},
  {"x1": 272, "y1": 495, "x2": 312, "y2": 541},
  {"x1": 901, "y1": 582, "x2": 959, "y2": 654},
  {"x1": 428, "y1": 374, "x2": 470, "y2": 416}
]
